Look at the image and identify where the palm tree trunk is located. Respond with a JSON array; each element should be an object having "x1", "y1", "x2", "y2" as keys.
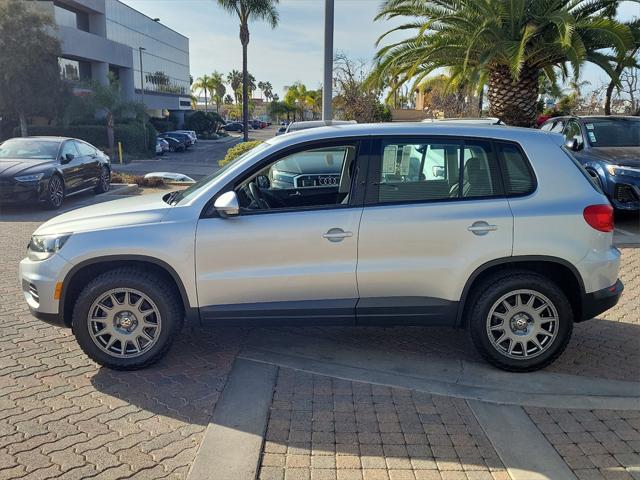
[
  {"x1": 204, "y1": 89, "x2": 208, "y2": 112},
  {"x1": 106, "y1": 112, "x2": 115, "y2": 153},
  {"x1": 241, "y1": 22, "x2": 250, "y2": 142},
  {"x1": 18, "y1": 111, "x2": 28, "y2": 137},
  {"x1": 487, "y1": 64, "x2": 539, "y2": 127},
  {"x1": 605, "y1": 80, "x2": 615, "y2": 115}
]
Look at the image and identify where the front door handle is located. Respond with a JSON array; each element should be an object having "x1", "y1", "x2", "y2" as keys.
[
  {"x1": 467, "y1": 221, "x2": 498, "y2": 236},
  {"x1": 322, "y1": 228, "x2": 353, "y2": 242}
]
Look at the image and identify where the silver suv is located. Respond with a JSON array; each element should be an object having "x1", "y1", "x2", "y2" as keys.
[{"x1": 19, "y1": 123, "x2": 623, "y2": 372}]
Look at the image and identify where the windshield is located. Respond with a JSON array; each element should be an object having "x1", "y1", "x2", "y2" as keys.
[
  {"x1": 169, "y1": 141, "x2": 270, "y2": 205},
  {"x1": 0, "y1": 138, "x2": 60, "y2": 160},
  {"x1": 585, "y1": 118, "x2": 640, "y2": 147}
]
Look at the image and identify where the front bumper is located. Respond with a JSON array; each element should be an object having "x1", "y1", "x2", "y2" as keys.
[
  {"x1": 607, "y1": 176, "x2": 640, "y2": 211},
  {"x1": 18, "y1": 253, "x2": 71, "y2": 327},
  {"x1": 580, "y1": 279, "x2": 624, "y2": 321},
  {"x1": 0, "y1": 178, "x2": 43, "y2": 204}
]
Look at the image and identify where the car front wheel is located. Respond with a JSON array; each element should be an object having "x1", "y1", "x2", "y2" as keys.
[
  {"x1": 467, "y1": 272, "x2": 573, "y2": 372},
  {"x1": 94, "y1": 166, "x2": 110, "y2": 194},
  {"x1": 45, "y1": 174, "x2": 64, "y2": 210},
  {"x1": 72, "y1": 267, "x2": 183, "y2": 370}
]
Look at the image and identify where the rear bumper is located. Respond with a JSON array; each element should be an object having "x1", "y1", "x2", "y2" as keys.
[{"x1": 580, "y1": 279, "x2": 623, "y2": 321}]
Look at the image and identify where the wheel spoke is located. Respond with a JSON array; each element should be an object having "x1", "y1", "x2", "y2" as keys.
[
  {"x1": 105, "y1": 335, "x2": 117, "y2": 350},
  {"x1": 531, "y1": 337, "x2": 543, "y2": 351}
]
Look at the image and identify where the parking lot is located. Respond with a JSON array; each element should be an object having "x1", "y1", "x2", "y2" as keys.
[{"x1": 0, "y1": 172, "x2": 638, "y2": 479}]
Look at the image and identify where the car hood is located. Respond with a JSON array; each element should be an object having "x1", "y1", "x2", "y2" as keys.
[
  {"x1": 0, "y1": 158, "x2": 54, "y2": 176},
  {"x1": 586, "y1": 147, "x2": 640, "y2": 167},
  {"x1": 35, "y1": 192, "x2": 171, "y2": 236}
]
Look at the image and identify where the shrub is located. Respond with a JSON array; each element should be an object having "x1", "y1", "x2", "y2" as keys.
[
  {"x1": 184, "y1": 111, "x2": 224, "y2": 134},
  {"x1": 219, "y1": 140, "x2": 262, "y2": 167},
  {"x1": 149, "y1": 118, "x2": 175, "y2": 133},
  {"x1": 110, "y1": 172, "x2": 165, "y2": 188}
]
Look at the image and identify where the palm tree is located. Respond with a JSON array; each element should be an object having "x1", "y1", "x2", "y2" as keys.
[
  {"x1": 285, "y1": 82, "x2": 315, "y2": 121},
  {"x1": 210, "y1": 71, "x2": 226, "y2": 113},
  {"x1": 258, "y1": 80, "x2": 265, "y2": 100},
  {"x1": 227, "y1": 69, "x2": 243, "y2": 104},
  {"x1": 244, "y1": 73, "x2": 257, "y2": 100},
  {"x1": 217, "y1": 0, "x2": 279, "y2": 141},
  {"x1": 263, "y1": 81, "x2": 274, "y2": 102},
  {"x1": 193, "y1": 75, "x2": 212, "y2": 112},
  {"x1": 369, "y1": 0, "x2": 634, "y2": 126}
]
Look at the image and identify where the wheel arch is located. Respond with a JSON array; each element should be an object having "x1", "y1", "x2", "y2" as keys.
[
  {"x1": 456, "y1": 256, "x2": 585, "y2": 328},
  {"x1": 60, "y1": 255, "x2": 197, "y2": 327}
]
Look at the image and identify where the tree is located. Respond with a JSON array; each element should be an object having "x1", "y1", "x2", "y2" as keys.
[
  {"x1": 284, "y1": 82, "x2": 315, "y2": 121},
  {"x1": 192, "y1": 75, "x2": 211, "y2": 112},
  {"x1": 217, "y1": 0, "x2": 279, "y2": 141},
  {"x1": 334, "y1": 54, "x2": 391, "y2": 123},
  {"x1": 0, "y1": 0, "x2": 65, "y2": 136},
  {"x1": 605, "y1": 20, "x2": 640, "y2": 115},
  {"x1": 258, "y1": 80, "x2": 265, "y2": 100},
  {"x1": 210, "y1": 71, "x2": 226, "y2": 113},
  {"x1": 227, "y1": 70, "x2": 243, "y2": 104},
  {"x1": 369, "y1": 0, "x2": 634, "y2": 127},
  {"x1": 263, "y1": 81, "x2": 274, "y2": 102},
  {"x1": 267, "y1": 100, "x2": 293, "y2": 122}
]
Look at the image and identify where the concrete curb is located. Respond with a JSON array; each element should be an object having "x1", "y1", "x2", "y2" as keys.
[
  {"x1": 239, "y1": 329, "x2": 640, "y2": 410},
  {"x1": 107, "y1": 183, "x2": 139, "y2": 195},
  {"x1": 470, "y1": 401, "x2": 577, "y2": 480},
  {"x1": 187, "y1": 358, "x2": 277, "y2": 480}
]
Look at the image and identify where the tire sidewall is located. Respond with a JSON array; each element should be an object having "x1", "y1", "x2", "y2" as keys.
[
  {"x1": 72, "y1": 272, "x2": 180, "y2": 369},
  {"x1": 45, "y1": 175, "x2": 64, "y2": 210},
  {"x1": 469, "y1": 274, "x2": 573, "y2": 371}
]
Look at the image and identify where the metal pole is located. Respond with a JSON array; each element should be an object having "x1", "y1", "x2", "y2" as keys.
[
  {"x1": 322, "y1": 0, "x2": 334, "y2": 124},
  {"x1": 139, "y1": 47, "x2": 147, "y2": 152}
]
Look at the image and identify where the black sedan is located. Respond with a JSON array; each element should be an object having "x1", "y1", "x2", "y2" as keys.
[
  {"x1": 0, "y1": 136, "x2": 110, "y2": 210},
  {"x1": 158, "y1": 135, "x2": 186, "y2": 152},
  {"x1": 541, "y1": 116, "x2": 640, "y2": 211},
  {"x1": 159, "y1": 132, "x2": 192, "y2": 149},
  {"x1": 222, "y1": 122, "x2": 244, "y2": 132}
]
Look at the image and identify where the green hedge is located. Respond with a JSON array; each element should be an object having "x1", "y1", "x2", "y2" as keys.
[
  {"x1": 13, "y1": 124, "x2": 156, "y2": 154},
  {"x1": 219, "y1": 140, "x2": 263, "y2": 167}
]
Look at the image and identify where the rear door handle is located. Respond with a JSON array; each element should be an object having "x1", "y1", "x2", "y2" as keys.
[
  {"x1": 467, "y1": 221, "x2": 498, "y2": 236},
  {"x1": 323, "y1": 228, "x2": 353, "y2": 242}
]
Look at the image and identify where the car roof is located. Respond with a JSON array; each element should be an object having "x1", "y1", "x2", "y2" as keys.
[
  {"x1": 288, "y1": 120, "x2": 357, "y2": 131},
  {"x1": 267, "y1": 122, "x2": 563, "y2": 148},
  {"x1": 10, "y1": 136, "x2": 69, "y2": 141},
  {"x1": 421, "y1": 117, "x2": 504, "y2": 125}
]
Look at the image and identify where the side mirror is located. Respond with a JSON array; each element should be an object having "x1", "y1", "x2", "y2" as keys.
[
  {"x1": 565, "y1": 137, "x2": 582, "y2": 151},
  {"x1": 61, "y1": 153, "x2": 74, "y2": 164},
  {"x1": 214, "y1": 191, "x2": 239, "y2": 217}
]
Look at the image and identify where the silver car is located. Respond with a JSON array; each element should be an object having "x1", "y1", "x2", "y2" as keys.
[{"x1": 19, "y1": 123, "x2": 622, "y2": 371}]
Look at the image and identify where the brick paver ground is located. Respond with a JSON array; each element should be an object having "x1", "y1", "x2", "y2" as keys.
[
  {"x1": 258, "y1": 368, "x2": 511, "y2": 480},
  {"x1": 526, "y1": 407, "x2": 640, "y2": 480},
  {"x1": 0, "y1": 222, "x2": 243, "y2": 479}
]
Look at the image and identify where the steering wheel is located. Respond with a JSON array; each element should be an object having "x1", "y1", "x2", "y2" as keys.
[{"x1": 247, "y1": 181, "x2": 271, "y2": 209}]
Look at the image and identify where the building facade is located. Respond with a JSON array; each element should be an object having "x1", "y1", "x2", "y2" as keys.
[{"x1": 34, "y1": 0, "x2": 192, "y2": 123}]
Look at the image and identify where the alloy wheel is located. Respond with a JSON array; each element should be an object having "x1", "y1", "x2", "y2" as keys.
[
  {"x1": 486, "y1": 289, "x2": 559, "y2": 359},
  {"x1": 49, "y1": 176, "x2": 63, "y2": 207},
  {"x1": 100, "y1": 167, "x2": 110, "y2": 192},
  {"x1": 87, "y1": 288, "x2": 162, "y2": 358}
]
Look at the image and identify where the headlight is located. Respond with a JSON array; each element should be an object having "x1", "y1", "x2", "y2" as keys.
[
  {"x1": 27, "y1": 233, "x2": 71, "y2": 261},
  {"x1": 15, "y1": 173, "x2": 45, "y2": 183},
  {"x1": 606, "y1": 165, "x2": 640, "y2": 177}
]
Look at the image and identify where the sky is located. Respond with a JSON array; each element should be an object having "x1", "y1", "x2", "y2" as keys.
[{"x1": 124, "y1": 0, "x2": 639, "y2": 98}]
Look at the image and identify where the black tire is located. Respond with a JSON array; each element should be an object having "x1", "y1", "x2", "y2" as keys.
[
  {"x1": 71, "y1": 267, "x2": 184, "y2": 370},
  {"x1": 466, "y1": 271, "x2": 573, "y2": 372},
  {"x1": 45, "y1": 174, "x2": 64, "y2": 210},
  {"x1": 94, "y1": 165, "x2": 111, "y2": 194}
]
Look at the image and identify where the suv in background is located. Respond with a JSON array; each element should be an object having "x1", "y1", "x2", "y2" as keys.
[
  {"x1": 20, "y1": 123, "x2": 622, "y2": 372},
  {"x1": 540, "y1": 116, "x2": 640, "y2": 211}
]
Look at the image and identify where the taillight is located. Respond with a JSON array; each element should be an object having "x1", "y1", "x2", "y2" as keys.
[{"x1": 583, "y1": 204, "x2": 614, "y2": 232}]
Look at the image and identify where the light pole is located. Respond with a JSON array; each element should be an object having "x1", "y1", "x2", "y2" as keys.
[
  {"x1": 138, "y1": 47, "x2": 147, "y2": 151},
  {"x1": 322, "y1": 0, "x2": 334, "y2": 124}
]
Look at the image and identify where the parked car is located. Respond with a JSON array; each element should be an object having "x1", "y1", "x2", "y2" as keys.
[
  {"x1": 285, "y1": 120, "x2": 357, "y2": 134},
  {"x1": 20, "y1": 124, "x2": 622, "y2": 372},
  {"x1": 174, "y1": 130, "x2": 197, "y2": 144},
  {"x1": 275, "y1": 126, "x2": 287, "y2": 136},
  {"x1": 540, "y1": 116, "x2": 640, "y2": 211},
  {"x1": 155, "y1": 138, "x2": 168, "y2": 155},
  {"x1": 161, "y1": 132, "x2": 192, "y2": 148},
  {"x1": 0, "y1": 136, "x2": 110, "y2": 210},
  {"x1": 159, "y1": 136, "x2": 185, "y2": 152},
  {"x1": 223, "y1": 122, "x2": 244, "y2": 132}
]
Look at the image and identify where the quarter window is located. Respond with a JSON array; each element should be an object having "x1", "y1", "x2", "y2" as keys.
[
  {"x1": 375, "y1": 139, "x2": 502, "y2": 203},
  {"x1": 496, "y1": 143, "x2": 536, "y2": 196}
]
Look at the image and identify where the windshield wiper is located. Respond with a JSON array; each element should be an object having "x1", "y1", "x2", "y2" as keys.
[{"x1": 164, "y1": 190, "x2": 182, "y2": 205}]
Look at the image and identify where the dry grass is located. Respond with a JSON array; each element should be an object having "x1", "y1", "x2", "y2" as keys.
[{"x1": 111, "y1": 172, "x2": 165, "y2": 188}]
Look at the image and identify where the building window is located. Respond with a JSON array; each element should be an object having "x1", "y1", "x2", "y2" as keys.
[
  {"x1": 54, "y1": 4, "x2": 89, "y2": 32},
  {"x1": 58, "y1": 57, "x2": 91, "y2": 82}
]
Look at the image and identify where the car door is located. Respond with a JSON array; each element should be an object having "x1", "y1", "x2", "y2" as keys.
[
  {"x1": 355, "y1": 137, "x2": 514, "y2": 325},
  {"x1": 75, "y1": 141, "x2": 100, "y2": 188},
  {"x1": 58, "y1": 140, "x2": 83, "y2": 192},
  {"x1": 194, "y1": 139, "x2": 367, "y2": 324}
]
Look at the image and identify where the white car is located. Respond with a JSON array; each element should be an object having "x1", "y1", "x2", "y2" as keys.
[
  {"x1": 422, "y1": 117, "x2": 505, "y2": 125},
  {"x1": 284, "y1": 120, "x2": 357, "y2": 134},
  {"x1": 19, "y1": 123, "x2": 622, "y2": 371}
]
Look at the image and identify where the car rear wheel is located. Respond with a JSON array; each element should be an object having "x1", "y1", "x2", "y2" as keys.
[
  {"x1": 94, "y1": 166, "x2": 110, "y2": 194},
  {"x1": 45, "y1": 175, "x2": 64, "y2": 210},
  {"x1": 467, "y1": 271, "x2": 573, "y2": 372},
  {"x1": 72, "y1": 267, "x2": 183, "y2": 370}
]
